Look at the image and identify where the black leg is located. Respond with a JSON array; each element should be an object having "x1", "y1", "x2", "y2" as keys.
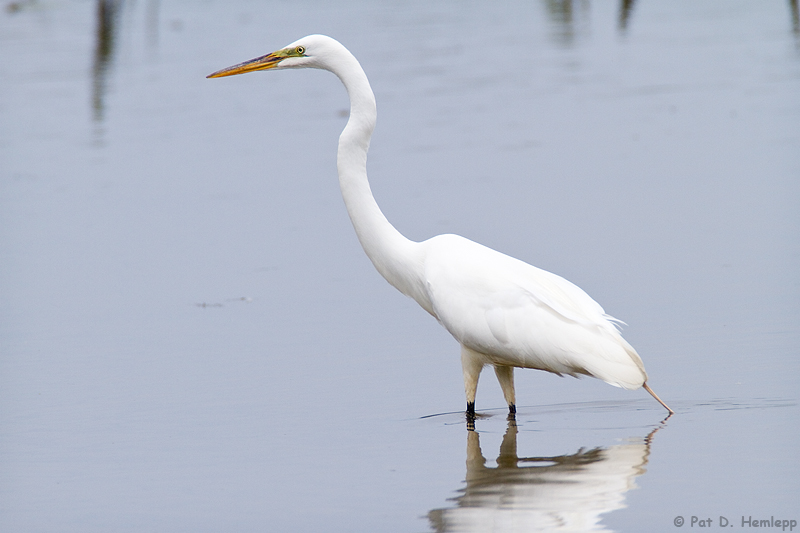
[
  {"x1": 466, "y1": 401, "x2": 476, "y2": 431},
  {"x1": 508, "y1": 403, "x2": 516, "y2": 415},
  {"x1": 466, "y1": 401, "x2": 475, "y2": 417}
]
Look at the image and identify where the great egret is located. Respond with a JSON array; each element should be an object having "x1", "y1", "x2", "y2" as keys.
[{"x1": 208, "y1": 35, "x2": 673, "y2": 417}]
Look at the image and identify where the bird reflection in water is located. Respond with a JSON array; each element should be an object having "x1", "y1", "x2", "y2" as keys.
[{"x1": 429, "y1": 421, "x2": 665, "y2": 532}]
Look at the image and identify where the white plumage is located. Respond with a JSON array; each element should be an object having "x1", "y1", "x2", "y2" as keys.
[
  {"x1": 208, "y1": 35, "x2": 672, "y2": 417},
  {"x1": 422, "y1": 235, "x2": 646, "y2": 386}
]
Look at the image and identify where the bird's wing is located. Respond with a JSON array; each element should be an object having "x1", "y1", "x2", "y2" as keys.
[{"x1": 422, "y1": 235, "x2": 646, "y2": 389}]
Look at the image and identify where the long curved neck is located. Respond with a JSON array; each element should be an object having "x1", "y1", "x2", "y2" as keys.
[{"x1": 326, "y1": 48, "x2": 430, "y2": 309}]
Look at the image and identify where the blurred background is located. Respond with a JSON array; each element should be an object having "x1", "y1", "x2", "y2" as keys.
[{"x1": 1, "y1": 1, "x2": 798, "y2": 531}]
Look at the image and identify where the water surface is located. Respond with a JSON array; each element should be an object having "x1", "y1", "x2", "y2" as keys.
[{"x1": 1, "y1": 1, "x2": 798, "y2": 531}]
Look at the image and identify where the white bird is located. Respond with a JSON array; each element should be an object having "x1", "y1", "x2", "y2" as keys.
[{"x1": 208, "y1": 35, "x2": 673, "y2": 418}]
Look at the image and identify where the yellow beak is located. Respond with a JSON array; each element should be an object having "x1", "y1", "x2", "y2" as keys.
[{"x1": 207, "y1": 52, "x2": 283, "y2": 79}]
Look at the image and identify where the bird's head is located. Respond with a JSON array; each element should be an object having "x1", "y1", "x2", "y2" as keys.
[{"x1": 207, "y1": 35, "x2": 335, "y2": 78}]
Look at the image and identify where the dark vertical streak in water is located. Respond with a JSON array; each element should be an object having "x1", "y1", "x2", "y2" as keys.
[
  {"x1": 5, "y1": 0, "x2": 36, "y2": 14},
  {"x1": 91, "y1": 0, "x2": 123, "y2": 123},
  {"x1": 618, "y1": 0, "x2": 636, "y2": 34},
  {"x1": 542, "y1": 0, "x2": 591, "y2": 48},
  {"x1": 790, "y1": 0, "x2": 800, "y2": 48},
  {"x1": 146, "y1": 0, "x2": 160, "y2": 56},
  {"x1": 544, "y1": 0, "x2": 576, "y2": 46}
]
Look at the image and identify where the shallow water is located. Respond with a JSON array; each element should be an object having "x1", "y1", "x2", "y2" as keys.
[{"x1": 1, "y1": 1, "x2": 799, "y2": 531}]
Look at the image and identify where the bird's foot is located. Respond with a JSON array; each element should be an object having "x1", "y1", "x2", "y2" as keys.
[
  {"x1": 507, "y1": 403, "x2": 516, "y2": 422},
  {"x1": 466, "y1": 401, "x2": 476, "y2": 430}
]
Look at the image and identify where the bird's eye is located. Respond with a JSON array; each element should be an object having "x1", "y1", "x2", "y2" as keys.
[{"x1": 296, "y1": 46, "x2": 305, "y2": 55}]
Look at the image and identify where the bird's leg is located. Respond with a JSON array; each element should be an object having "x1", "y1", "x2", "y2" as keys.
[
  {"x1": 643, "y1": 382, "x2": 674, "y2": 415},
  {"x1": 461, "y1": 346, "x2": 484, "y2": 419},
  {"x1": 466, "y1": 412, "x2": 476, "y2": 432},
  {"x1": 493, "y1": 365, "x2": 516, "y2": 416}
]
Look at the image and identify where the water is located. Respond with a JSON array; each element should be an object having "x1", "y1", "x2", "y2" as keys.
[{"x1": 1, "y1": 1, "x2": 798, "y2": 531}]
